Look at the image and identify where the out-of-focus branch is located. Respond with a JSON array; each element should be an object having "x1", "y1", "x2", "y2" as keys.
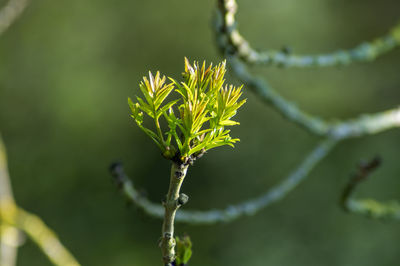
[
  {"x1": 0, "y1": 133, "x2": 20, "y2": 266},
  {"x1": 2, "y1": 203, "x2": 81, "y2": 266},
  {"x1": 111, "y1": 138, "x2": 337, "y2": 225},
  {"x1": 341, "y1": 157, "x2": 400, "y2": 220},
  {"x1": 225, "y1": 56, "x2": 330, "y2": 135},
  {"x1": 217, "y1": 0, "x2": 400, "y2": 68},
  {"x1": 0, "y1": 0, "x2": 30, "y2": 36},
  {"x1": 0, "y1": 225, "x2": 21, "y2": 266},
  {"x1": 0, "y1": 0, "x2": 31, "y2": 264},
  {"x1": 0, "y1": 134, "x2": 80, "y2": 266},
  {"x1": 113, "y1": 0, "x2": 400, "y2": 228},
  {"x1": 215, "y1": 14, "x2": 400, "y2": 138}
]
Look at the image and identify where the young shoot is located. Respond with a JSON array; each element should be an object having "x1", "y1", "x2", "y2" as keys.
[
  {"x1": 128, "y1": 57, "x2": 246, "y2": 165},
  {"x1": 128, "y1": 57, "x2": 245, "y2": 265}
]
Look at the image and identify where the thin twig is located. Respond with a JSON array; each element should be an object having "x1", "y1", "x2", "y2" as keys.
[
  {"x1": 341, "y1": 157, "x2": 400, "y2": 220},
  {"x1": 112, "y1": 138, "x2": 337, "y2": 225},
  {"x1": 217, "y1": 0, "x2": 400, "y2": 68},
  {"x1": 215, "y1": 20, "x2": 400, "y2": 138},
  {"x1": 215, "y1": 0, "x2": 400, "y2": 137},
  {"x1": 0, "y1": 134, "x2": 80, "y2": 266}
]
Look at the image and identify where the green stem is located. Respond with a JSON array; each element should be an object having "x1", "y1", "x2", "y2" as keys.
[
  {"x1": 160, "y1": 163, "x2": 188, "y2": 265},
  {"x1": 154, "y1": 109, "x2": 168, "y2": 152}
]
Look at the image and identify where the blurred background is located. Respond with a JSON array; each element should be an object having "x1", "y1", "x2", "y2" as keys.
[{"x1": 0, "y1": 0, "x2": 399, "y2": 265}]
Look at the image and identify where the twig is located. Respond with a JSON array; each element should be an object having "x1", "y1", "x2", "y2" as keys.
[
  {"x1": 2, "y1": 203, "x2": 81, "y2": 266},
  {"x1": 215, "y1": 30, "x2": 400, "y2": 138},
  {"x1": 112, "y1": 138, "x2": 337, "y2": 225},
  {"x1": 341, "y1": 157, "x2": 400, "y2": 220},
  {"x1": 0, "y1": 133, "x2": 20, "y2": 266},
  {"x1": 0, "y1": 134, "x2": 80, "y2": 266},
  {"x1": 217, "y1": 0, "x2": 400, "y2": 68}
]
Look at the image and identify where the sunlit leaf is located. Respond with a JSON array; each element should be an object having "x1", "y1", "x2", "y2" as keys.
[
  {"x1": 129, "y1": 58, "x2": 246, "y2": 161},
  {"x1": 175, "y1": 235, "x2": 192, "y2": 266}
]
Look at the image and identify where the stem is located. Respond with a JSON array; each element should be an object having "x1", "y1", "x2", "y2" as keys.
[
  {"x1": 114, "y1": 138, "x2": 336, "y2": 224},
  {"x1": 160, "y1": 162, "x2": 188, "y2": 265},
  {"x1": 153, "y1": 103, "x2": 166, "y2": 149},
  {"x1": 155, "y1": 117, "x2": 165, "y2": 145}
]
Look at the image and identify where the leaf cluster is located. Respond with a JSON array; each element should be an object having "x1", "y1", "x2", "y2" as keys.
[{"x1": 129, "y1": 58, "x2": 246, "y2": 163}]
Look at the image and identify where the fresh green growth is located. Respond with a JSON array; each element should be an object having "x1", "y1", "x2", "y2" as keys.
[
  {"x1": 129, "y1": 58, "x2": 246, "y2": 163},
  {"x1": 175, "y1": 235, "x2": 192, "y2": 266}
]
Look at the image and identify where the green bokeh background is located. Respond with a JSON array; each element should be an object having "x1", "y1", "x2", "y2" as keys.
[{"x1": 1, "y1": 0, "x2": 399, "y2": 265}]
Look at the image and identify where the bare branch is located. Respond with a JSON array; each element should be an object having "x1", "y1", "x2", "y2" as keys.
[
  {"x1": 341, "y1": 157, "x2": 400, "y2": 220},
  {"x1": 112, "y1": 138, "x2": 337, "y2": 225},
  {"x1": 214, "y1": 3, "x2": 400, "y2": 138},
  {"x1": 219, "y1": 55, "x2": 400, "y2": 138},
  {"x1": 2, "y1": 203, "x2": 81, "y2": 266},
  {"x1": 214, "y1": 1, "x2": 400, "y2": 138},
  {"x1": 216, "y1": 0, "x2": 400, "y2": 68}
]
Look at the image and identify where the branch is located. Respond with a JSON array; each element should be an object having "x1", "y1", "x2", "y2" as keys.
[
  {"x1": 0, "y1": 225, "x2": 22, "y2": 266},
  {"x1": 0, "y1": 0, "x2": 30, "y2": 36},
  {"x1": 112, "y1": 0, "x2": 400, "y2": 231},
  {"x1": 214, "y1": 2, "x2": 400, "y2": 138},
  {"x1": 341, "y1": 157, "x2": 400, "y2": 220},
  {"x1": 219, "y1": 55, "x2": 400, "y2": 138},
  {"x1": 217, "y1": 0, "x2": 400, "y2": 68},
  {"x1": 111, "y1": 138, "x2": 337, "y2": 225},
  {"x1": 0, "y1": 133, "x2": 20, "y2": 266},
  {"x1": 2, "y1": 204, "x2": 81, "y2": 266},
  {"x1": 160, "y1": 163, "x2": 189, "y2": 266},
  {"x1": 0, "y1": 1, "x2": 31, "y2": 264},
  {"x1": 0, "y1": 134, "x2": 80, "y2": 266}
]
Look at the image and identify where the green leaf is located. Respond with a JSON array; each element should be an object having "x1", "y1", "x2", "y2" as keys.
[
  {"x1": 219, "y1": 120, "x2": 239, "y2": 126},
  {"x1": 157, "y1": 99, "x2": 180, "y2": 119},
  {"x1": 128, "y1": 58, "x2": 246, "y2": 161},
  {"x1": 154, "y1": 83, "x2": 174, "y2": 109},
  {"x1": 139, "y1": 126, "x2": 162, "y2": 150},
  {"x1": 175, "y1": 235, "x2": 192, "y2": 266},
  {"x1": 139, "y1": 81, "x2": 154, "y2": 108},
  {"x1": 136, "y1": 96, "x2": 154, "y2": 118}
]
